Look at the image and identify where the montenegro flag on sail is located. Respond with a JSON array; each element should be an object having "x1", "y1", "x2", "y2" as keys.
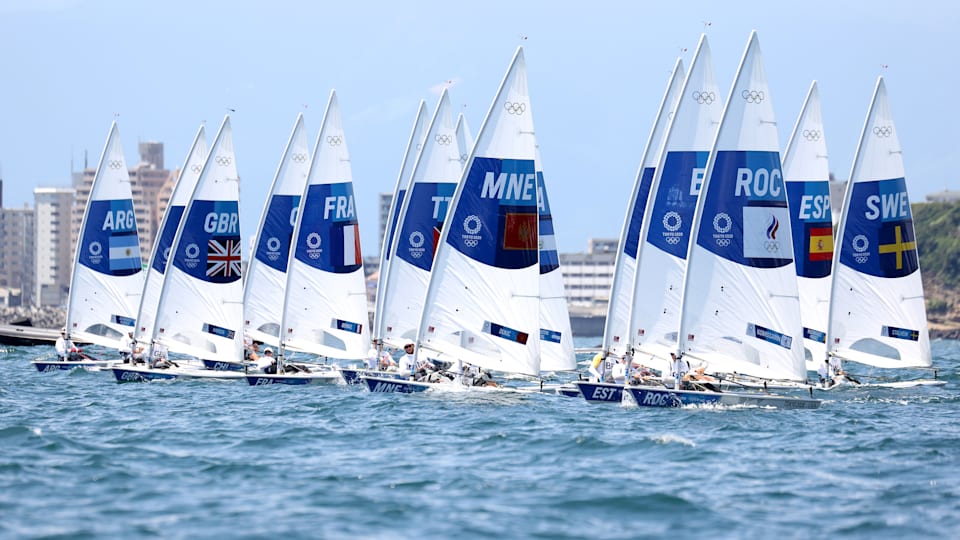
[
  {"x1": 502, "y1": 212, "x2": 538, "y2": 250},
  {"x1": 808, "y1": 226, "x2": 833, "y2": 261}
]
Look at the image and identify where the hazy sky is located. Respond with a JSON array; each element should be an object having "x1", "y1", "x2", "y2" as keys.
[{"x1": 1, "y1": 0, "x2": 955, "y2": 256}]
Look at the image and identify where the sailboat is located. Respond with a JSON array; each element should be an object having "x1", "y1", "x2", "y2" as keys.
[
  {"x1": 364, "y1": 46, "x2": 541, "y2": 393},
  {"x1": 242, "y1": 114, "x2": 311, "y2": 353},
  {"x1": 824, "y1": 77, "x2": 939, "y2": 386},
  {"x1": 360, "y1": 89, "x2": 468, "y2": 392},
  {"x1": 132, "y1": 125, "x2": 207, "y2": 358},
  {"x1": 536, "y1": 147, "x2": 576, "y2": 374},
  {"x1": 112, "y1": 115, "x2": 245, "y2": 382},
  {"x1": 622, "y1": 31, "x2": 819, "y2": 409},
  {"x1": 572, "y1": 55, "x2": 688, "y2": 401},
  {"x1": 782, "y1": 82, "x2": 834, "y2": 370},
  {"x1": 247, "y1": 90, "x2": 368, "y2": 385},
  {"x1": 34, "y1": 122, "x2": 145, "y2": 372},
  {"x1": 371, "y1": 101, "x2": 429, "y2": 348}
]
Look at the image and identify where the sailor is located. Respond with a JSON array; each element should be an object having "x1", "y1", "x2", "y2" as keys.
[
  {"x1": 670, "y1": 352, "x2": 688, "y2": 390},
  {"x1": 611, "y1": 356, "x2": 627, "y2": 384},
  {"x1": 817, "y1": 358, "x2": 833, "y2": 387},
  {"x1": 119, "y1": 331, "x2": 135, "y2": 363},
  {"x1": 55, "y1": 328, "x2": 79, "y2": 361},
  {"x1": 255, "y1": 347, "x2": 277, "y2": 373},
  {"x1": 398, "y1": 341, "x2": 417, "y2": 378},
  {"x1": 588, "y1": 351, "x2": 605, "y2": 382}
]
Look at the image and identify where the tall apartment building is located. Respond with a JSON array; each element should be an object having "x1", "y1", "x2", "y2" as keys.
[
  {"x1": 0, "y1": 206, "x2": 36, "y2": 306},
  {"x1": 71, "y1": 142, "x2": 175, "y2": 265},
  {"x1": 34, "y1": 187, "x2": 75, "y2": 306},
  {"x1": 559, "y1": 238, "x2": 617, "y2": 308}
]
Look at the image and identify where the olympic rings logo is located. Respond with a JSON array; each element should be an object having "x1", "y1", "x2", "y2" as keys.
[
  {"x1": 504, "y1": 101, "x2": 526, "y2": 115},
  {"x1": 463, "y1": 215, "x2": 482, "y2": 235},
  {"x1": 742, "y1": 90, "x2": 765, "y2": 104},
  {"x1": 190, "y1": 164, "x2": 203, "y2": 173},
  {"x1": 88, "y1": 241, "x2": 102, "y2": 256},
  {"x1": 713, "y1": 213, "x2": 732, "y2": 234},
  {"x1": 460, "y1": 153, "x2": 468, "y2": 163},
  {"x1": 692, "y1": 91, "x2": 716, "y2": 105},
  {"x1": 266, "y1": 237, "x2": 281, "y2": 252},
  {"x1": 409, "y1": 231, "x2": 425, "y2": 248},
  {"x1": 873, "y1": 126, "x2": 893, "y2": 138},
  {"x1": 852, "y1": 234, "x2": 869, "y2": 264},
  {"x1": 327, "y1": 135, "x2": 343, "y2": 146},
  {"x1": 215, "y1": 155, "x2": 232, "y2": 166},
  {"x1": 291, "y1": 153, "x2": 308, "y2": 163},
  {"x1": 185, "y1": 243, "x2": 201, "y2": 259},
  {"x1": 108, "y1": 160, "x2": 124, "y2": 169},
  {"x1": 802, "y1": 129, "x2": 821, "y2": 141},
  {"x1": 663, "y1": 211, "x2": 682, "y2": 232},
  {"x1": 435, "y1": 134, "x2": 452, "y2": 145},
  {"x1": 764, "y1": 240, "x2": 781, "y2": 253},
  {"x1": 306, "y1": 232, "x2": 322, "y2": 249}
]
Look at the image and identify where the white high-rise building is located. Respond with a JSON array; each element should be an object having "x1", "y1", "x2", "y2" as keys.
[
  {"x1": 34, "y1": 187, "x2": 75, "y2": 306},
  {"x1": 0, "y1": 206, "x2": 35, "y2": 306}
]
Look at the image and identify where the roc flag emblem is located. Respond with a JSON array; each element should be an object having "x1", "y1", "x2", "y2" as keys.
[
  {"x1": 809, "y1": 227, "x2": 833, "y2": 261},
  {"x1": 503, "y1": 213, "x2": 537, "y2": 250}
]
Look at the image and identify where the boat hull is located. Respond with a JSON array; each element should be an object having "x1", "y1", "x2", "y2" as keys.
[
  {"x1": 624, "y1": 386, "x2": 821, "y2": 409},
  {"x1": 246, "y1": 372, "x2": 342, "y2": 386},
  {"x1": 573, "y1": 381, "x2": 623, "y2": 403},
  {"x1": 110, "y1": 365, "x2": 245, "y2": 382},
  {"x1": 201, "y1": 359, "x2": 247, "y2": 371},
  {"x1": 361, "y1": 375, "x2": 432, "y2": 393},
  {"x1": 32, "y1": 359, "x2": 111, "y2": 372}
]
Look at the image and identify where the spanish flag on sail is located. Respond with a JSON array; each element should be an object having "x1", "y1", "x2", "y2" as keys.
[{"x1": 808, "y1": 226, "x2": 833, "y2": 261}]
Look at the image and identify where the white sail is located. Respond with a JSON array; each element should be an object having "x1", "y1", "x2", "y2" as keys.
[
  {"x1": 66, "y1": 122, "x2": 145, "y2": 347},
  {"x1": 378, "y1": 89, "x2": 463, "y2": 347},
  {"x1": 677, "y1": 31, "x2": 806, "y2": 381},
  {"x1": 782, "y1": 82, "x2": 834, "y2": 368},
  {"x1": 280, "y1": 90, "x2": 370, "y2": 360},
  {"x1": 630, "y1": 36, "x2": 723, "y2": 368},
  {"x1": 826, "y1": 77, "x2": 931, "y2": 368},
  {"x1": 153, "y1": 115, "x2": 243, "y2": 362},
  {"x1": 133, "y1": 125, "x2": 207, "y2": 346},
  {"x1": 373, "y1": 101, "x2": 429, "y2": 341},
  {"x1": 601, "y1": 56, "x2": 685, "y2": 360},
  {"x1": 455, "y1": 112, "x2": 473, "y2": 168},
  {"x1": 417, "y1": 46, "x2": 541, "y2": 376},
  {"x1": 536, "y1": 147, "x2": 576, "y2": 371},
  {"x1": 243, "y1": 114, "x2": 311, "y2": 345}
]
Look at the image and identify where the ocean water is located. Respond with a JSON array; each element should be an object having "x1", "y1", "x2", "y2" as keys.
[{"x1": 1, "y1": 339, "x2": 958, "y2": 539}]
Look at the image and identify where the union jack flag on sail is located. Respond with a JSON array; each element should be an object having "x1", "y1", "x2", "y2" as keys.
[{"x1": 207, "y1": 237, "x2": 241, "y2": 278}]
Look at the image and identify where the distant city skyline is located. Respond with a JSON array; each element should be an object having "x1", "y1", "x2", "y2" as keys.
[{"x1": 1, "y1": 1, "x2": 956, "y2": 257}]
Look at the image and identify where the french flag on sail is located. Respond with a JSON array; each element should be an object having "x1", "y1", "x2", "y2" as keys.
[{"x1": 339, "y1": 223, "x2": 361, "y2": 267}]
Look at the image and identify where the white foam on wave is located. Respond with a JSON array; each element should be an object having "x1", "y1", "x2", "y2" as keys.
[
  {"x1": 30, "y1": 427, "x2": 42, "y2": 436},
  {"x1": 651, "y1": 433, "x2": 695, "y2": 447}
]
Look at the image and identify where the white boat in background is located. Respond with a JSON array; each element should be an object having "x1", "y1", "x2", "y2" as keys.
[
  {"x1": 365, "y1": 46, "x2": 541, "y2": 392},
  {"x1": 112, "y1": 115, "x2": 244, "y2": 382},
  {"x1": 628, "y1": 36, "x2": 723, "y2": 372},
  {"x1": 782, "y1": 82, "x2": 835, "y2": 370},
  {"x1": 602, "y1": 57, "x2": 685, "y2": 371},
  {"x1": 249, "y1": 90, "x2": 366, "y2": 386},
  {"x1": 825, "y1": 77, "x2": 933, "y2": 373},
  {"x1": 657, "y1": 31, "x2": 818, "y2": 409},
  {"x1": 536, "y1": 147, "x2": 576, "y2": 372},
  {"x1": 34, "y1": 122, "x2": 145, "y2": 372},
  {"x1": 243, "y1": 114, "x2": 311, "y2": 348},
  {"x1": 372, "y1": 101, "x2": 429, "y2": 347},
  {"x1": 376, "y1": 88, "x2": 464, "y2": 348},
  {"x1": 133, "y1": 124, "x2": 207, "y2": 352}
]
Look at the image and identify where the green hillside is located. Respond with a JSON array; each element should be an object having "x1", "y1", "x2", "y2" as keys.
[{"x1": 914, "y1": 201, "x2": 960, "y2": 335}]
